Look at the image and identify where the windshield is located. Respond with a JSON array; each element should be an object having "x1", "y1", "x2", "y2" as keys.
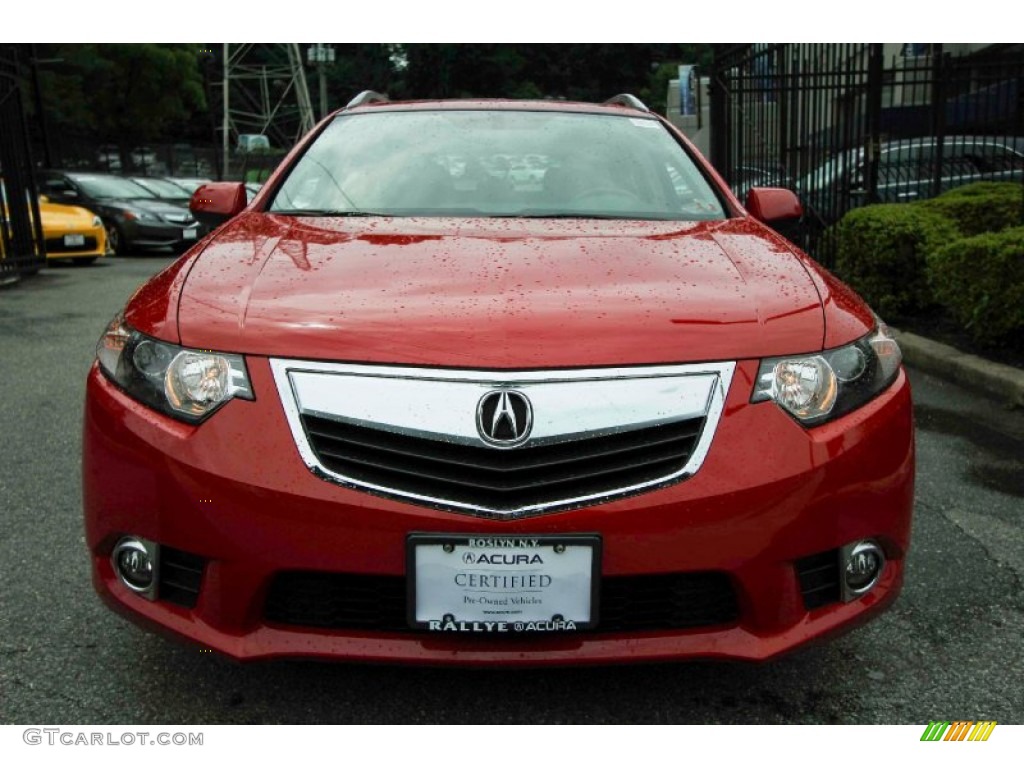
[
  {"x1": 73, "y1": 175, "x2": 155, "y2": 200},
  {"x1": 171, "y1": 179, "x2": 209, "y2": 194},
  {"x1": 269, "y1": 110, "x2": 725, "y2": 220},
  {"x1": 132, "y1": 177, "x2": 188, "y2": 197}
]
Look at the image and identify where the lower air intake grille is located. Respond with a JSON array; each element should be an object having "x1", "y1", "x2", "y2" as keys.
[
  {"x1": 600, "y1": 572, "x2": 739, "y2": 631},
  {"x1": 795, "y1": 549, "x2": 841, "y2": 610},
  {"x1": 158, "y1": 546, "x2": 206, "y2": 608},
  {"x1": 300, "y1": 415, "x2": 705, "y2": 512},
  {"x1": 266, "y1": 573, "x2": 407, "y2": 631},
  {"x1": 264, "y1": 571, "x2": 739, "y2": 634}
]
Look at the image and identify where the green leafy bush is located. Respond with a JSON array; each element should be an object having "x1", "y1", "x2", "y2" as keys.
[
  {"x1": 928, "y1": 226, "x2": 1024, "y2": 345},
  {"x1": 833, "y1": 204, "x2": 960, "y2": 316},
  {"x1": 921, "y1": 182, "x2": 1024, "y2": 237}
]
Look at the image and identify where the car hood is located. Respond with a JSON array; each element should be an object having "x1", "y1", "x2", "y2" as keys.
[
  {"x1": 38, "y1": 201, "x2": 97, "y2": 230},
  {"x1": 162, "y1": 213, "x2": 834, "y2": 368},
  {"x1": 103, "y1": 197, "x2": 189, "y2": 216}
]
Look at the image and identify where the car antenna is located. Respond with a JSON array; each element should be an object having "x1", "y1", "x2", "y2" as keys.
[
  {"x1": 346, "y1": 91, "x2": 390, "y2": 109},
  {"x1": 603, "y1": 94, "x2": 650, "y2": 113}
]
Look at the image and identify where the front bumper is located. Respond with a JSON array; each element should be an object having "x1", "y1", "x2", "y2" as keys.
[
  {"x1": 43, "y1": 224, "x2": 106, "y2": 260},
  {"x1": 83, "y1": 358, "x2": 915, "y2": 665},
  {"x1": 121, "y1": 220, "x2": 199, "y2": 249}
]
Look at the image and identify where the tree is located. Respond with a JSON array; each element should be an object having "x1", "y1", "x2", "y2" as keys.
[
  {"x1": 36, "y1": 44, "x2": 206, "y2": 144},
  {"x1": 388, "y1": 44, "x2": 712, "y2": 114}
]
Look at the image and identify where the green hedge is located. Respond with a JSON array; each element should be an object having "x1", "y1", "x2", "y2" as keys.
[
  {"x1": 920, "y1": 182, "x2": 1024, "y2": 237},
  {"x1": 833, "y1": 204, "x2": 959, "y2": 316},
  {"x1": 928, "y1": 226, "x2": 1024, "y2": 345}
]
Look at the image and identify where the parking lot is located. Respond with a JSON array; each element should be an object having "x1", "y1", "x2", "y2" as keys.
[{"x1": 1, "y1": 252, "x2": 1022, "y2": 724}]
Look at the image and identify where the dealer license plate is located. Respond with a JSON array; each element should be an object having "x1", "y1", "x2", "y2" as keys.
[
  {"x1": 408, "y1": 534, "x2": 600, "y2": 633},
  {"x1": 183, "y1": 227, "x2": 198, "y2": 240},
  {"x1": 63, "y1": 234, "x2": 85, "y2": 247}
]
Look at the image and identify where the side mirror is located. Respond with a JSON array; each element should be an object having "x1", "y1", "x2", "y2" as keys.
[
  {"x1": 190, "y1": 182, "x2": 247, "y2": 228},
  {"x1": 745, "y1": 187, "x2": 803, "y2": 224}
]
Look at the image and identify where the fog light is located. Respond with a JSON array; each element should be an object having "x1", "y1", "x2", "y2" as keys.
[
  {"x1": 841, "y1": 540, "x2": 884, "y2": 601},
  {"x1": 112, "y1": 537, "x2": 159, "y2": 600}
]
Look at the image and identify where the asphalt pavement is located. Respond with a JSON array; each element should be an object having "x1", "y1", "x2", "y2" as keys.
[{"x1": 1, "y1": 253, "x2": 1022, "y2": 724}]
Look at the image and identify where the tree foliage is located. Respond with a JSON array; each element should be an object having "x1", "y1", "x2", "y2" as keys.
[
  {"x1": 389, "y1": 44, "x2": 711, "y2": 114},
  {"x1": 35, "y1": 44, "x2": 206, "y2": 143},
  {"x1": 29, "y1": 44, "x2": 712, "y2": 147}
]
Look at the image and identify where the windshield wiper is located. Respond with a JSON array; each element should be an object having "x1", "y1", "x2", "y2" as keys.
[
  {"x1": 269, "y1": 209, "x2": 388, "y2": 217},
  {"x1": 491, "y1": 212, "x2": 617, "y2": 219},
  {"x1": 496, "y1": 212, "x2": 677, "y2": 221}
]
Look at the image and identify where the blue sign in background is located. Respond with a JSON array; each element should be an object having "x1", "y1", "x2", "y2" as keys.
[{"x1": 679, "y1": 64, "x2": 698, "y2": 117}]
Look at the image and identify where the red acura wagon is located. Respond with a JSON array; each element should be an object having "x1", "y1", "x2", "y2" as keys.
[{"x1": 83, "y1": 93, "x2": 914, "y2": 665}]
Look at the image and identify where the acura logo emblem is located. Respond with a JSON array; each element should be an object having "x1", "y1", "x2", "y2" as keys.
[{"x1": 477, "y1": 390, "x2": 533, "y2": 447}]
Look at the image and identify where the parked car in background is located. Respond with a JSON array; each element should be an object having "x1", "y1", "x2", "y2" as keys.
[
  {"x1": 168, "y1": 143, "x2": 213, "y2": 177},
  {"x1": 167, "y1": 178, "x2": 213, "y2": 195},
  {"x1": 797, "y1": 135, "x2": 1024, "y2": 224},
  {"x1": 38, "y1": 171, "x2": 200, "y2": 254},
  {"x1": 729, "y1": 163, "x2": 794, "y2": 200},
  {"x1": 236, "y1": 134, "x2": 271, "y2": 154},
  {"x1": 130, "y1": 146, "x2": 168, "y2": 175},
  {"x1": 2, "y1": 180, "x2": 106, "y2": 265},
  {"x1": 95, "y1": 144, "x2": 122, "y2": 172},
  {"x1": 85, "y1": 94, "x2": 912, "y2": 666},
  {"x1": 129, "y1": 176, "x2": 192, "y2": 205},
  {"x1": 38, "y1": 197, "x2": 107, "y2": 265}
]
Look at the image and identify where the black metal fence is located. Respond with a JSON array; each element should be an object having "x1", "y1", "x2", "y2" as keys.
[
  {"x1": 36, "y1": 134, "x2": 286, "y2": 185},
  {"x1": 39, "y1": 136, "x2": 220, "y2": 179},
  {"x1": 709, "y1": 44, "x2": 1024, "y2": 266},
  {"x1": 0, "y1": 45, "x2": 45, "y2": 281}
]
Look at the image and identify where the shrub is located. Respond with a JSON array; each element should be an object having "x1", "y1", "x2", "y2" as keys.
[
  {"x1": 921, "y1": 181, "x2": 1024, "y2": 237},
  {"x1": 833, "y1": 204, "x2": 960, "y2": 316},
  {"x1": 928, "y1": 226, "x2": 1024, "y2": 345}
]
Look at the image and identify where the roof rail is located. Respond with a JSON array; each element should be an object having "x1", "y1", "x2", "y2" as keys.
[
  {"x1": 603, "y1": 94, "x2": 650, "y2": 113},
  {"x1": 346, "y1": 90, "x2": 390, "y2": 109}
]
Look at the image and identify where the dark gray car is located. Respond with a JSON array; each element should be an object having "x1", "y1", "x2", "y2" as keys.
[
  {"x1": 38, "y1": 172, "x2": 200, "y2": 255},
  {"x1": 797, "y1": 135, "x2": 1024, "y2": 225}
]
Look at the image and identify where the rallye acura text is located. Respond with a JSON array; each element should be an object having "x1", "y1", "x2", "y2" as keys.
[{"x1": 83, "y1": 92, "x2": 914, "y2": 665}]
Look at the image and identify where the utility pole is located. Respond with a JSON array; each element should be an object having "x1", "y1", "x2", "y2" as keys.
[
  {"x1": 306, "y1": 44, "x2": 335, "y2": 120},
  {"x1": 28, "y1": 44, "x2": 57, "y2": 169},
  {"x1": 217, "y1": 43, "x2": 315, "y2": 178},
  {"x1": 222, "y1": 43, "x2": 230, "y2": 180}
]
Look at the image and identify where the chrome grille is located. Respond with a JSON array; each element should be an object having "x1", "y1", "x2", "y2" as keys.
[
  {"x1": 302, "y1": 414, "x2": 705, "y2": 512},
  {"x1": 272, "y1": 360, "x2": 734, "y2": 517}
]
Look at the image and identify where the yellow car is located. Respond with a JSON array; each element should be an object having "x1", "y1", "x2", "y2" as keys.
[{"x1": 39, "y1": 197, "x2": 107, "y2": 265}]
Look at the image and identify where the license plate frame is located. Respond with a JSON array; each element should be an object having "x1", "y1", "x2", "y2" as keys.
[
  {"x1": 63, "y1": 234, "x2": 85, "y2": 247},
  {"x1": 183, "y1": 227, "x2": 198, "y2": 240},
  {"x1": 407, "y1": 533, "x2": 601, "y2": 633}
]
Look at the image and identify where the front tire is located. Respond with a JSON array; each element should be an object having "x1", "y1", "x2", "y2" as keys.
[{"x1": 105, "y1": 221, "x2": 125, "y2": 256}]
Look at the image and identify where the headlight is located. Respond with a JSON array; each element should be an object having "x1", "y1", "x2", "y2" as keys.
[
  {"x1": 751, "y1": 321, "x2": 902, "y2": 425},
  {"x1": 96, "y1": 314, "x2": 253, "y2": 423},
  {"x1": 91, "y1": 215, "x2": 103, "y2": 228},
  {"x1": 122, "y1": 208, "x2": 158, "y2": 222}
]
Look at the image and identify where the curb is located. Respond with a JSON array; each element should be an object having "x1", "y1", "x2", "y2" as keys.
[{"x1": 892, "y1": 328, "x2": 1024, "y2": 409}]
